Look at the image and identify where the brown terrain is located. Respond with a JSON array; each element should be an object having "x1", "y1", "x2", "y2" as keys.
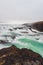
[
  {"x1": 0, "y1": 45, "x2": 43, "y2": 65},
  {"x1": 31, "y1": 21, "x2": 43, "y2": 32},
  {"x1": 23, "y1": 21, "x2": 43, "y2": 32}
]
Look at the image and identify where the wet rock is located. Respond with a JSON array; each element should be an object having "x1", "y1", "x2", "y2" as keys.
[{"x1": 0, "y1": 46, "x2": 43, "y2": 65}]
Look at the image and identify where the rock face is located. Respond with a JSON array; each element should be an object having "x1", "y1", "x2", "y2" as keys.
[
  {"x1": 31, "y1": 21, "x2": 43, "y2": 32},
  {"x1": 23, "y1": 21, "x2": 43, "y2": 32},
  {"x1": 0, "y1": 45, "x2": 43, "y2": 65}
]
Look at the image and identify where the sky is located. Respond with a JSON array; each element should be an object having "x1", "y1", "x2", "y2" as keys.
[{"x1": 0, "y1": 0, "x2": 43, "y2": 24}]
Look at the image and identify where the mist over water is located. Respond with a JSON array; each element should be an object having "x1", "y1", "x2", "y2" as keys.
[
  {"x1": 0, "y1": 0, "x2": 43, "y2": 57},
  {"x1": 0, "y1": 0, "x2": 43, "y2": 23}
]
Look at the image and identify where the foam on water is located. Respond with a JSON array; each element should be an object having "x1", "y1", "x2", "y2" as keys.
[{"x1": 0, "y1": 23, "x2": 43, "y2": 57}]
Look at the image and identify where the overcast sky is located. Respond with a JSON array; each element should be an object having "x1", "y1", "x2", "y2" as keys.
[{"x1": 0, "y1": 0, "x2": 43, "y2": 23}]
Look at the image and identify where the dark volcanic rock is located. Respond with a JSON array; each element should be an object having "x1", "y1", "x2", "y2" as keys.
[
  {"x1": 23, "y1": 21, "x2": 43, "y2": 32},
  {"x1": 31, "y1": 21, "x2": 43, "y2": 32},
  {"x1": 0, "y1": 45, "x2": 43, "y2": 65},
  {"x1": 0, "y1": 40, "x2": 8, "y2": 44}
]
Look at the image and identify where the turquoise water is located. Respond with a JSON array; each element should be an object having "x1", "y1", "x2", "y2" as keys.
[
  {"x1": 0, "y1": 25, "x2": 43, "y2": 58},
  {"x1": 18, "y1": 38, "x2": 43, "y2": 57},
  {"x1": 1, "y1": 37, "x2": 43, "y2": 57},
  {"x1": 11, "y1": 38, "x2": 43, "y2": 57}
]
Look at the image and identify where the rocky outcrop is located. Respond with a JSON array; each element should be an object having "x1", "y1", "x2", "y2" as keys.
[
  {"x1": 0, "y1": 45, "x2": 43, "y2": 65},
  {"x1": 23, "y1": 21, "x2": 43, "y2": 32}
]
